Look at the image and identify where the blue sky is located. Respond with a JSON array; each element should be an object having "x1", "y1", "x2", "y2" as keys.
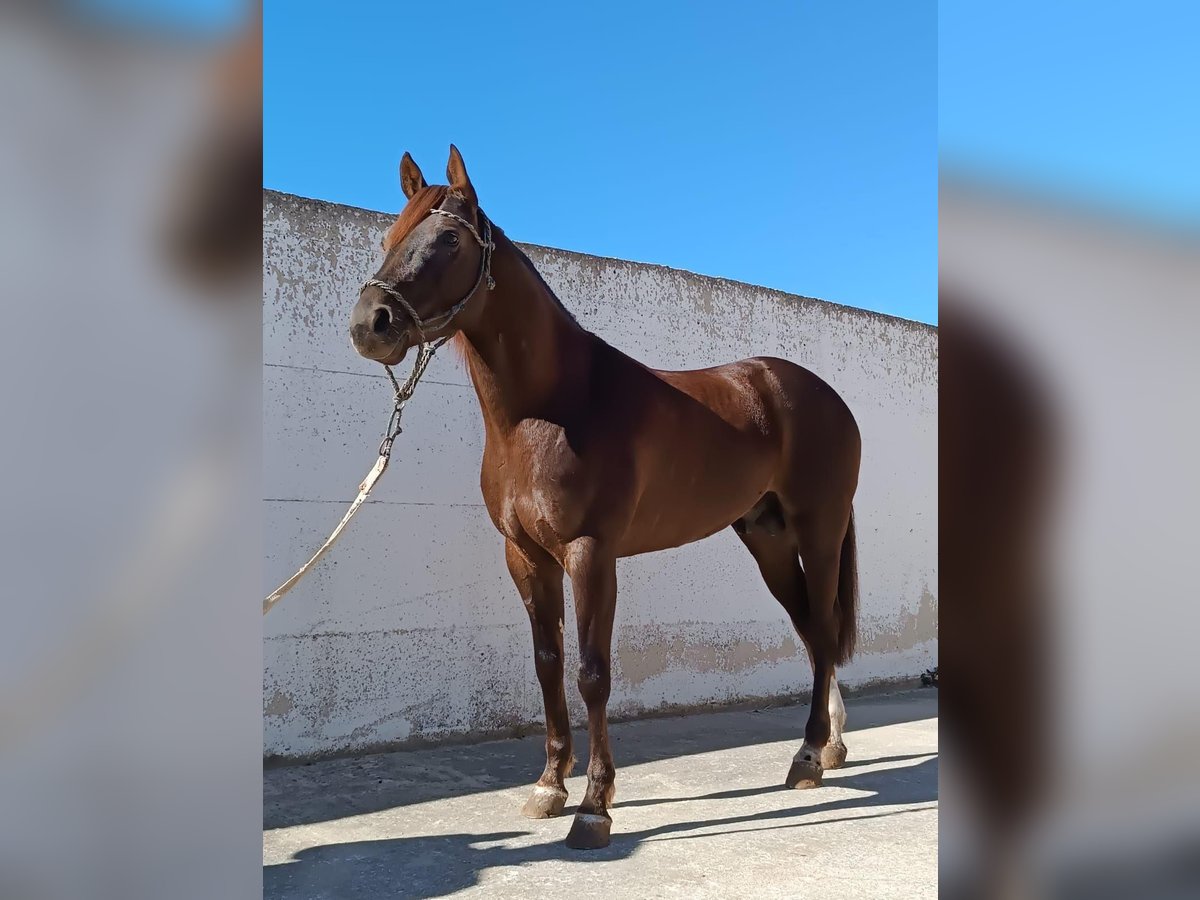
[
  {"x1": 940, "y1": 1, "x2": 1200, "y2": 230},
  {"x1": 84, "y1": 3, "x2": 1198, "y2": 324},
  {"x1": 265, "y1": 2, "x2": 938, "y2": 324}
]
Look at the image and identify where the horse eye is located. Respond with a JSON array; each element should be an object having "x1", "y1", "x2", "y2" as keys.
[{"x1": 443, "y1": 231, "x2": 459, "y2": 246}]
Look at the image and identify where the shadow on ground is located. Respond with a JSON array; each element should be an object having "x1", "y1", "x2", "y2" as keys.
[
  {"x1": 264, "y1": 689, "x2": 936, "y2": 831},
  {"x1": 265, "y1": 753, "x2": 937, "y2": 899}
]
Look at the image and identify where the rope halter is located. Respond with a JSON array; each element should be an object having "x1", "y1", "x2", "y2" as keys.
[
  {"x1": 264, "y1": 205, "x2": 496, "y2": 614},
  {"x1": 360, "y1": 201, "x2": 496, "y2": 456},
  {"x1": 361, "y1": 203, "x2": 495, "y2": 345}
]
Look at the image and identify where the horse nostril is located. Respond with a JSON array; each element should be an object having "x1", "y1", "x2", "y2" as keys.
[{"x1": 371, "y1": 306, "x2": 391, "y2": 335}]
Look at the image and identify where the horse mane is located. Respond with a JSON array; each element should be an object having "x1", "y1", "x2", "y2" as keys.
[
  {"x1": 448, "y1": 228, "x2": 581, "y2": 362},
  {"x1": 382, "y1": 185, "x2": 449, "y2": 251},
  {"x1": 509, "y1": 240, "x2": 579, "y2": 325}
]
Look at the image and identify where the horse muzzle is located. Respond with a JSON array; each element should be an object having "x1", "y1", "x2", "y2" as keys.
[{"x1": 349, "y1": 300, "x2": 412, "y2": 364}]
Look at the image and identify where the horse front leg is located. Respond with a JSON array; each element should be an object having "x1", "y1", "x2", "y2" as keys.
[
  {"x1": 505, "y1": 541, "x2": 573, "y2": 819},
  {"x1": 562, "y1": 538, "x2": 618, "y2": 850}
]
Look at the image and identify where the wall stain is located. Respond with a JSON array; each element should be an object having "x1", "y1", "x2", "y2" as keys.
[
  {"x1": 264, "y1": 689, "x2": 294, "y2": 718},
  {"x1": 617, "y1": 626, "x2": 798, "y2": 686},
  {"x1": 859, "y1": 586, "x2": 938, "y2": 655}
]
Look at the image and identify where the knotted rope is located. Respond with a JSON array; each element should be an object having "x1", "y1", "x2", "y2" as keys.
[
  {"x1": 260, "y1": 345, "x2": 442, "y2": 615},
  {"x1": 263, "y1": 204, "x2": 494, "y2": 615}
]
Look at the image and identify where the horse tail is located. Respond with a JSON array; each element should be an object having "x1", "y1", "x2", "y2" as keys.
[{"x1": 835, "y1": 507, "x2": 859, "y2": 665}]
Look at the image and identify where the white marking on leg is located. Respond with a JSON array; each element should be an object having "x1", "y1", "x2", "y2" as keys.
[{"x1": 828, "y1": 674, "x2": 846, "y2": 742}]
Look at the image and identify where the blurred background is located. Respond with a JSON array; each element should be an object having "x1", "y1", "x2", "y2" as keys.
[
  {"x1": 940, "y1": 2, "x2": 1199, "y2": 897},
  {"x1": 0, "y1": 2, "x2": 261, "y2": 899},
  {"x1": 0, "y1": 1, "x2": 1197, "y2": 898}
]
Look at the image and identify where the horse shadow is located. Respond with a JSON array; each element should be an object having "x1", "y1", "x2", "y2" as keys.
[
  {"x1": 265, "y1": 753, "x2": 937, "y2": 900},
  {"x1": 264, "y1": 690, "x2": 937, "y2": 831}
]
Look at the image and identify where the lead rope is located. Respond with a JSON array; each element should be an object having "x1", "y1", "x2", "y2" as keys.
[
  {"x1": 263, "y1": 206, "x2": 492, "y2": 615},
  {"x1": 261, "y1": 341, "x2": 445, "y2": 615}
]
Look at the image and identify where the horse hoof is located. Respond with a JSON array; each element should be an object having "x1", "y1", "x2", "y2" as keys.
[
  {"x1": 821, "y1": 740, "x2": 848, "y2": 770},
  {"x1": 521, "y1": 785, "x2": 567, "y2": 819},
  {"x1": 786, "y1": 758, "x2": 823, "y2": 789},
  {"x1": 786, "y1": 747, "x2": 824, "y2": 789},
  {"x1": 565, "y1": 812, "x2": 612, "y2": 849}
]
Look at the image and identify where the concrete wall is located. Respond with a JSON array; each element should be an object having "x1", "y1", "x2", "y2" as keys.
[{"x1": 263, "y1": 190, "x2": 937, "y2": 759}]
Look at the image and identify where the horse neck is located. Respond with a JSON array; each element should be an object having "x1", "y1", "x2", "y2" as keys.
[{"x1": 457, "y1": 233, "x2": 589, "y2": 429}]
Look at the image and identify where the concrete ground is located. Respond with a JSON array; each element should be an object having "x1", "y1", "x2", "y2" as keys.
[{"x1": 264, "y1": 690, "x2": 937, "y2": 899}]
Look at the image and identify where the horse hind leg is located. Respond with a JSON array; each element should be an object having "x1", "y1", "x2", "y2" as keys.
[
  {"x1": 797, "y1": 632, "x2": 848, "y2": 770},
  {"x1": 732, "y1": 497, "x2": 848, "y2": 784},
  {"x1": 785, "y1": 505, "x2": 854, "y2": 787},
  {"x1": 825, "y1": 673, "x2": 848, "y2": 768}
]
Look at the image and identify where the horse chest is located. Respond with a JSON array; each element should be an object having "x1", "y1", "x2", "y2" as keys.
[{"x1": 479, "y1": 428, "x2": 594, "y2": 553}]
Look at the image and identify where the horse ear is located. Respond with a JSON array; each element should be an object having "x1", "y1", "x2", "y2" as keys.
[
  {"x1": 446, "y1": 144, "x2": 477, "y2": 204},
  {"x1": 399, "y1": 152, "x2": 428, "y2": 199}
]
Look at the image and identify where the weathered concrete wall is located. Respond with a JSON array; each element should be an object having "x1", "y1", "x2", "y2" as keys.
[{"x1": 263, "y1": 189, "x2": 937, "y2": 758}]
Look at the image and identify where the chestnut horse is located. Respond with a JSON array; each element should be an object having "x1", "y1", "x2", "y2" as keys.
[{"x1": 349, "y1": 146, "x2": 861, "y2": 850}]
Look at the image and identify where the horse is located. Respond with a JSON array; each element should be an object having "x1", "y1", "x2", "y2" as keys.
[{"x1": 348, "y1": 146, "x2": 861, "y2": 850}]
